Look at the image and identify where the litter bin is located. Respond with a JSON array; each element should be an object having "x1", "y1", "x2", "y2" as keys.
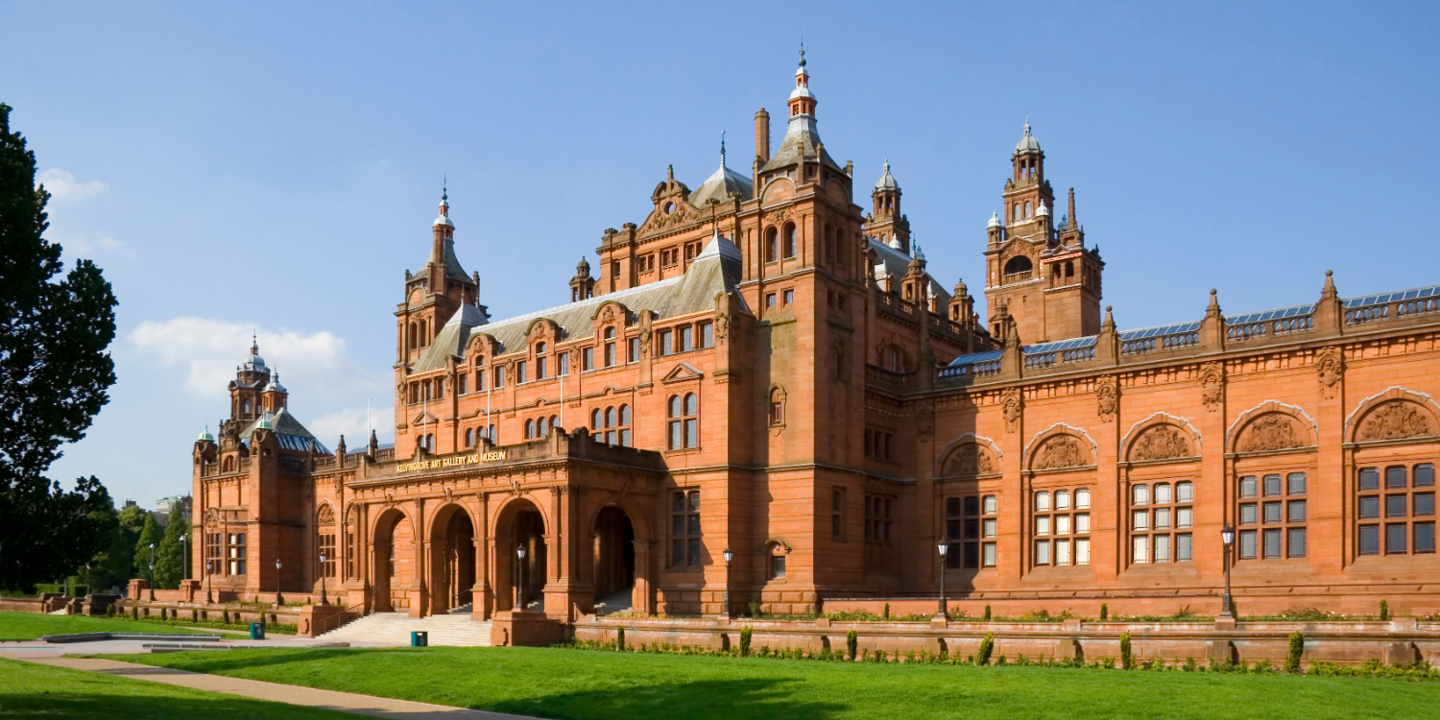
[
  {"x1": 250, "y1": 622, "x2": 265, "y2": 640},
  {"x1": 411, "y1": 631, "x2": 428, "y2": 647}
]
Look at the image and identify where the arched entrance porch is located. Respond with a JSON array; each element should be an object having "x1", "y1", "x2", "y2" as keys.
[
  {"x1": 493, "y1": 498, "x2": 548, "y2": 612},
  {"x1": 430, "y1": 504, "x2": 476, "y2": 614},
  {"x1": 372, "y1": 509, "x2": 414, "y2": 613},
  {"x1": 592, "y1": 505, "x2": 635, "y2": 615}
]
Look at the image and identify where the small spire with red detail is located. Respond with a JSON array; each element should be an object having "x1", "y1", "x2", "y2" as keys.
[{"x1": 788, "y1": 43, "x2": 816, "y2": 118}]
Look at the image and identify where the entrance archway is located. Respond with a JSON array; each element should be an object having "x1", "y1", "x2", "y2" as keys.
[
  {"x1": 373, "y1": 509, "x2": 412, "y2": 613},
  {"x1": 431, "y1": 505, "x2": 476, "y2": 613},
  {"x1": 592, "y1": 506, "x2": 635, "y2": 615},
  {"x1": 494, "y1": 499, "x2": 547, "y2": 612}
]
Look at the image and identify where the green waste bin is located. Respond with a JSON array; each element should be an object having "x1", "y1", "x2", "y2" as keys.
[
  {"x1": 250, "y1": 622, "x2": 265, "y2": 640},
  {"x1": 411, "y1": 631, "x2": 428, "y2": 647}
]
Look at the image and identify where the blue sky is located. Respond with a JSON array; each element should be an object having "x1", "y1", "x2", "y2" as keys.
[{"x1": 3, "y1": 1, "x2": 1437, "y2": 508}]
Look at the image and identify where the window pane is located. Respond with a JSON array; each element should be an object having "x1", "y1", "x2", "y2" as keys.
[
  {"x1": 1386, "y1": 466, "x2": 1408, "y2": 489},
  {"x1": 1133, "y1": 536, "x2": 1148, "y2": 563},
  {"x1": 1035, "y1": 516, "x2": 1050, "y2": 536},
  {"x1": 1386, "y1": 494, "x2": 1407, "y2": 518},
  {"x1": 1154, "y1": 534, "x2": 1171, "y2": 562},
  {"x1": 1288, "y1": 473, "x2": 1307, "y2": 495},
  {"x1": 1177, "y1": 507, "x2": 1193, "y2": 528},
  {"x1": 672, "y1": 540, "x2": 684, "y2": 565},
  {"x1": 685, "y1": 418, "x2": 698, "y2": 447},
  {"x1": 1176, "y1": 482, "x2": 1193, "y2": 503},
  {"x1": 963, "y1": 542, "x2": 979, "y2": 568},
  {"x1": 1263, "y1": 529, "x2": 1282, "y2": 558},
  {"x1": 1034, "y1": 540, "x2": 1050, "y2": 565},
  {"x1": 946, "y1": 497, "x2": 961, "y2": 516},
  {"x1": 672, "y1": 515, "x2": 684, "y2": 535},
  {"x1": 1359, "y1": 468, "x2": 1380, "y2": 491},
  {"x1": 1263, "y1": 502, "x2": 1282, "y2": 524},
  {"x1": 983, "y1": 495, "x2": 997, "y2": 514},
  {"x1": 1133, "y1": 510, "x2": 1149, "y2": 530},
  {"x1": 1416, "y1": 493, "x2": 1436, "y2": 517},
  {"x1": 689, "y1": 539, "x2": 701, "y2": 566},
  {"x1": 1386, "y1": 524, "x2": 1407, "y2": 554},
  {"x1": 1240, "y1": 476, "x2": 1258, "y2": 498},
  {"x1": 963, "y1": 496, "x2": 979, "y2": 516},
  {"x1": 690, "y1": 491, "x2": 700, "y2": 511},
  {"x1": 1359, "y1": 496, "x2": 1380, "y2": 519},
  {"x1": 1288, "y1": 528, "x2": 1307, "y2": 558},
  {"x1": 1055, "y1": 490, "x2": 1070, "y2": 509},
  {"x1": 684, "y1": 393, "x2": 697, "y2": 415},
  {"x1": 669, "y1": 421, "x2": 681, "y2": 449},
  {"x1": 1074, "y1": 513, "x2": 1090, "y2": 533},
  {"x1": 1154, "y1": 508, "x2": 1170, "y2": 529},
  {"x1": 1176, "y1": 533, "x2": 1193, "y2": 561},
  {"x1": 1056, "y1": 539, "x2": 1071, "y2": 566},
  {"x1": 1240, "y1": 503, "x2": 1257, "y2": 525},
  {"x1": 964, "y1": 519, "x2": 978, "y2": 540},
  {"x1": 1075, "y1": 538, "x2": 1090, "y2": 565},
  {"x1": 1417, "y1": 464, "x2": 1436, "y2": 488},
  {"x1": 1263, "y1": 474, "x2": 1283, "y2": 496},
  {"x1": 1132, "y1": 484, "x2": 1149, "y2": 505},
  {"x1": 1154, "y1": 483, "x2": 1172, "y2": 504},
  {"x1": 1056, "y1": 515, "x2": 1071, "y2": 535},
  {"x1": 982, "y1": 543, "x2": 997, "y2": 567},
  {"x1": 1416, "y1": 522, "x2": 1436, "y2": 554},
  {"x1": 1035, "y1": 491, "x2": 1051, "y2": 511},
  {"x1": 1240, "y1": 530, "x2": 1258, "y2": 559},
  {"x1": 982, "y1": 518, "x2": 997, "y2": 538},
  {"x1": 1075, "y1": 489, "x2": 1091, "y2": 509},
  {"x1": 1359, "y1": 525, "x2": 1380, "y2": 555},
  {"x1": 688, "y1": 515, "x2": 700, "y2": 535},
  {"x1": 1288, "y1": 500, "x2": 1307, "y2": 523}
]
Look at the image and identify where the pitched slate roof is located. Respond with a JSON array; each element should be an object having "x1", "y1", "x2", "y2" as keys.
[{"x1": 240, "y1": 408, "x2": 330, "y2": 454}]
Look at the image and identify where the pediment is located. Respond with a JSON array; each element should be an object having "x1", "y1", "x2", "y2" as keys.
[{"x1": 662, "y1": 362, "x2": 704, "y2": 383}]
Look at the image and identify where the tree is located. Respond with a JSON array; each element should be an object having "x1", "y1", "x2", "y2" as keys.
[
  {"x1": 135, "y1": 514, "x2": 162, "y2": 583},
  {"x1": 0, "y1": 102, "x2": 119, "y2": 591},
  {"x1": 82, "y1": 502, "x2": 131, "y2": 592},
  {"x1": 153, "y1": 513, "x2": 189, "y2": 589}
]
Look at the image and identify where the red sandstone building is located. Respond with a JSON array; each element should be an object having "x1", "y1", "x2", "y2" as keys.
[{"x1": 192, "y1": 52, "x2": 1440, "y2": 624}]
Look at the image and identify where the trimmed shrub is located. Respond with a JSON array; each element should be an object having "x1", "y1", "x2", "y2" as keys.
[
  {"x1": 748, "y1": 601, "x2": 760, "y2": 618},
  {"x1": 977, "y1": 632, "x2": 995, "y2": 665},
  {"x1": 883, "y1": 603, "x2": 890, "y2": 620},
  {"x1": 1119, "y1": 631, "x2": 1133, "y2": 670},
  {"x1": 106, "y1": 604, "x2": 115, "y2": 618},
  {"x1": 1286, "y1": 631, "x2": 1304, "y2": 673},
  {"x1": 740, "y1": 625, "x2": 752, "y2": 656},
  {"x1": 1099, "y1": 603, "x2": 1108, "y2": 621},
  {"x1": 1379, "y1": 599, "x2": 1389, "y2": 621},
  {"x1": 983, "y1": 604, "x2": 992, "y2": 621},
  {"x1": 616, "y1": 626, "x2": 626, "y2": 651},
  {"x1": 846, "y1": 629, "x2": 858, "y2": 661},
  {"x1": 131, "y1": 605, "x2": 138, "y2": 619},
  {"x1": 223, "y1": 609, "x2": 231, "y2": 625},
  {"x1": 1229, "y1": 598, "x2": 1238, "y2": 617}
]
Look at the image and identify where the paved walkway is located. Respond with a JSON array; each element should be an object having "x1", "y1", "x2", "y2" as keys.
[{"x1": 14, "y1": 656, "x2": 538, "y2": 720}]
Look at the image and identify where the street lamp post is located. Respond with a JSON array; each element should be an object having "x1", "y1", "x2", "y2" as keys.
[
  {"x1": 722, "y1": 549, "x2": 734, "y2": 620},
  {"x1": 182, "y1": 531, "x2": 188, "y2": 581},
  {"x1": 516, "y1": 545, "x2": 528, "y2": 611},
  {"x1": 1220, "y1": 525, "x2": 1235, "y2": 618},
  {"x1": 319, "y1": 551, "x2": 329, "y2": 605},
  {"x1": 275, "y1": 559, "x2": 283, "y2": 606},
  {"x1": 149, "y1": 543, "x2": 155, "y2": 586},
  {"x1": 937, "y1": 543, "x2": 949, "y2": 620}
]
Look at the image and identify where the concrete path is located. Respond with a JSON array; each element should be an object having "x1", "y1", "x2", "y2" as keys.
[{"x1": 15, "y1": 656, "x2": 539, "y2": 720}]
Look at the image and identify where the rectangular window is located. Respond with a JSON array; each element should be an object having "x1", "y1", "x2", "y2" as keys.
[
  {"x1": 1132, "y1": 536, "x2": 1148, "y2": 563},
  {"x1": 864, "y1": 495, "x2": 894, "y2": 545},
  {"x1": 457, "y1": 374, "x2": 467, "y2": 395},
  {"x1": 671, "y1": 490, "x2": 701, "y2": 568},
  {"x1": 604, "y1": 341, "x2": 615, "y2": 367},
  {"x1": 1288, "y1": 472, "x2": 1307, "y2": 495},
  {"x1": 476, "y1": 369, "x2": 485, "y2": 391},
  {"x1": 557, "y1": 352, "x2": 569, "y2": 376},
  {"x1": 1386, "y1": 524, "x2": 1407, "y2": 554},
  {"x1": 1075, "y1": 537, "x2": 1090, "y2": 565},
  {"x1": 319, "y1": 533, "x2": 336, "y2": 578},
  {"x1": 1264, "y1": 502, "x2": 1282, "y2": 524},
  {"x1": 1075, "y1": 513, "x2": 1090, "y2": 533},
  {"x1": 765, "y1": 293, "x2": 776, "y2": 308},
  {"x1": 1417, "y1": 522, "x2": 1437, "y2": 554},
  {"x1": 1055, "y1": 538, "x2": 1071, "y2": 566},
  {"x1": 493, "y1": 366, "x2": 505, "y2": 388},
  {"x1": 1359, "y1": 524, "x2": 1380, "y2": 555},
  {"x1": 700, "y1": 322, "x2": 714, "y2": 349},
  {"x1": 1287, "y1": 528, "x2": 1307, "y2": 558},
  {"x1": 659, "y1": 330, "x2": 672, "y2": 356},
  {"x1": 582, "y1": 347, "x2": 593, "y2": 371},
  {"x1": 1239, "y1": 476, "x2": 1258, "y2": 498},
  {"x1": 983, "y1": 543, "x2": 997, "y2": 568},
  {"x1": 1239, "y1": 530, "x2": 1258, "y2": 559},
  {"x1": 1239, "y1": 472, "x2": 1304, "y2": 561},
  {"x1": 515, "y1": 360, "x2": 527, "y2": 383},
  {"x1": 1263, "y1": 528, "x2": 1282, "y2": 558},
  {"x1": 1035, "y1": 516, "x2": 1050, "y2": 536},
  {"x1": 783, "y1": 289, "x2": 795, "y2": 305},
  {"x1": 832, "y1": 488, "x2": 845, "y2": 541},
  {"x1": 1386, "y1": 466, "x2": 1408, "y2": 489},
  {"x1": 679, "y1": 326, "x2": 693, "y2": 352},
  {"x1": 1359, "y1": 468, "x2": 1380, "y2": 491},
  {"x1": 1034, "y1": 540, "x2": 1051, "y2": 565},
  {"x1": 629, "y1": 338, "x2": 641, "y2": 363},
  {"x1": 769, "y1": 555, "x2": 786, "y2": 579},
  {"x1": 1154, "y1": 534, "x2": 1171, "y2": 562},
  {"x1": 1417, "y1": 493, "x2": 1437, "y2": 516},
  {"x1": 1176, "y1": 533, "x2": 1193, "y2": 561},
  {"x1": 1359, "y1": 496, "x2": 1380, "y2": 519},
  {"x1": 1417, "y1": 464, "x2": 1436, "y2": 487},
  {"x1": 1288, "y1": 500, "x2": 1307, "y2": 522},
  {"x1": 1263, "y1": 474, "x2": 1283, "y2": 496}
]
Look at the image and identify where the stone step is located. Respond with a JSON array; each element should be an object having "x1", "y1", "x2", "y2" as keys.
[{"x1": 317, "y1": 612, "x2": 494, "y2": 647}]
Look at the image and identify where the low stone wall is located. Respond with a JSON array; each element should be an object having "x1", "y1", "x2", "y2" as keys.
[
  {"x1": 574, "y1": 615, "x2": 1440, "y2": 667},
  {"x1": 122, "y1": 599, "x2": 303, "y2": 628},
  {"x1": 0, "y1": 597, "x2": 50, "y2": 613}
]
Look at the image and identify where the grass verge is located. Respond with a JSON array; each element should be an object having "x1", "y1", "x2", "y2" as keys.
[
  {"x1": 0, "y1": 611, "x2": 242, "y2": 642},
  {"x1": 0, "y1": 657, "x2": 352, "y2": 719},
  {"x1": 121, "y1": 646, "x2": 1440, "y2": 720}
]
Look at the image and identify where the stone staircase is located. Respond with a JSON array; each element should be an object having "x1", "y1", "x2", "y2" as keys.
[{"x1": 316, "y1": 612, "x2": 493, "y2": 647}]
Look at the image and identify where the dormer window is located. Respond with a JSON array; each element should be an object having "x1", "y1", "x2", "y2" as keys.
[
  {"x1": 535, "y1": 342, "x2": 548, "y2": 380},
  {"x1": 604, "y1": 328, "x2": 616, "y2": 367}
]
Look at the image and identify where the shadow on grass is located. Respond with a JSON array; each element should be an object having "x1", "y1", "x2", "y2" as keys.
[
  {"x1": 486, "y1": 677, "x2": 845, "y2": 720},
  {"x1": 117, "y1": 647, "x2": 364, "y2": 674},
  {"x1": 0, "y1": 690, "x2": 356, "y2": 720}
]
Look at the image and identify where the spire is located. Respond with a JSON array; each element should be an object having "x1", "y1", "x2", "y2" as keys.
[
  {"x1": 251, "y1": 331, "x2": 258, "y2": 356},
  {"x1": 433, "y1": 178, "x2": 454, "y2": 229},
  {"x1": 719, "y1": 131, "x2": 727, "y2": 169},
  {"x1": 1016, "y1": 117, "x2": 1042, "y2": 154},
  {"x1": 1067, "y1": 187, "x2": 1077, "y2": 229},
  {"x1": 875, "y1": 157, "x2": 899, "y2": 192}
]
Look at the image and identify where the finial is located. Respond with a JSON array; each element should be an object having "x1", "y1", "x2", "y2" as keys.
[
  {"x1": 799, "y1": 36, "x2": 805, "y2": 68},
  {"x1": 667, "y1": 164, "x2": 674, "y2": 184},
  {"x1": 720, "y1": 130, "x2": 726, "y2": 168},
  {"x1": 251, "y1": 330, "x2": 258, "y2": 354},
  {"x1": 883, "y1": 155, "x2": 890, "y2": 173}
]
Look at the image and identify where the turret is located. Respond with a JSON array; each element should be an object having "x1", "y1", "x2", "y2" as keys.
[{"x1": 570, "y1": 257, "x2": 595, "y2": 303}]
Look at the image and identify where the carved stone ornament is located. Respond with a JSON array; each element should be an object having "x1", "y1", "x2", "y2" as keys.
[
  {"x1": 1359, "y1": 402, "x2": 1433, "y2": 442},
  {"x1": 599, "y1": 305, "x2": 617, "y2": 328},
  {"x1": 1034, "y1": 435, "x2": 1086, "y2": 470},
  {"x1": 643, "y1": 201, "x2": 701, "y2": 233},
  {"x1": 1239, "y1": 414, "x2": 1304, "y2": 452},
  {"x1": 1130, "y1": 425, "x2": 1191, "y2": 462},
  {"x1": 444, "y1": 487, "x2": 455, "y2": 506},
  {"x1": 639, "y1": 328, "x2": 653, "y2": 355},
  {"x1": 1096, "y1": 376, "x2": 1119, "y2": 423},
  {"x1": 317, "y1": 503, "x2": 335, "y2": 525},
  {"x1": 509, "y1": 479, "x2": 524, "y2": 497},
  {"x1": 914, "y1": 400, "x2": 935, "y2": 438},
  {"x1": 1199, "y1": 362, "x2": 1225, "y2": 413},
  {"x1": 204, "y1": 508, "x2": 219, "y2": 527},
  {"x1": 1316, "y1": 347, "x2": 1345, "y2": 400},
  {"x1": 716, "y1": 314, "x2": 730, "y2": 345},
  {"x1": 943, "y1": 444, "x2": 995, "y2": 476},
  {"x1": 766, "y1": 206, "x2": 796, "y2": 226},
  {"x1": 1001, "y1": 388, "x2": 1023, "y2": 434}
]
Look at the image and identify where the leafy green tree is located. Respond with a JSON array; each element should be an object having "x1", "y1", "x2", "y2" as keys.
[
  {"x1": 153, "y1": 513, "x2": 189, "y2": 589},
  {"x1": 0, "y1": 102, "x2": 119, "y2": 591},
  {"x1": 135, "y1": 514, "x2": 162, "y2": 583},
  {"x1": 82, "y1": 502, "x2": 131, "y2": 592}
]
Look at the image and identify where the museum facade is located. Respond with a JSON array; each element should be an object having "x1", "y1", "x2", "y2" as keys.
[{"x1": 191, "y1": 52, "x2": 1440, "y2": 623}]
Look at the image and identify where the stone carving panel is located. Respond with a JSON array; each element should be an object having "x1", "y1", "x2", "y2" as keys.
[
  {"x1": 1316, "y1": 347, "x2": 1345, "y2": 400},
  {"x1": 1359, "y1": 402, "x2": 1433, "y2": 442},
  {"x1": 1001, "y1": 388, "x2": 1023, "y2": 434},
  {"x1": 1199, "y1": 362, "x2": 1225, "y2": 413},
  {"x1": 1034, "y1": 435, "x2": 1087, "y2": 470},
  {"x1": 1096, "y1": 376, "x2": 1119, "y2": 423},
  {"x1": 942, "y1": 443, "x2": 995, "y2": 477},
  {"x1": 1129, "y1": 425, "x2": 1192, "y2": 462},
  {"x1": 1239, "y1": 414, "x2": 1304, "y2": 452}
]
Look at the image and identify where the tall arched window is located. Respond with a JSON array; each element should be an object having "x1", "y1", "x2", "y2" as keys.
[
  {"x1": 883, "y1": 345, "x2": 906, "y2": 373},
  {"x1": 242, "y1": 399, "x2": 251, "y2": 415},
  {"x1": 668, "y1": 393, "x2": 699, "y2": 449},
  {"x1": 604, "y1": 327, "x2": 616, "y2": 367},
  {"x1": 426, "y1": 433, "x2": 435, "y2": 450},
  {"x1": 765, "y1": 227, "x2": 778, "y2": 262},
  {"x1": 525, "y1": 419, "x2": 536, "y2": 439},
  {"x1": 1012, "y1": 204, "x2": 1020, "y2": 223},
  {"x1": 784, "y1": 223, "x2": 797, "y2": 259},
  {"x1": 409, "y1": 323, "x2": 418, "y2": 350},
  {"x1": 419, "y1": 320, "x2": 428, "y2": 346},
  {"x1": 1024, "y1": 201, "x2": 1033, "y2": 218},
  {"x1": 549, "y1": 414, "x2": 560, "y2": 433},
  {"x1": 591, "y1": 408, "x2": 602, "y2": 430},
  {"x1": 769, "y1": 387, "x2": 785, "y2": 426},
  {"x1": 536, "y1": 416, "x2": 548, "y2": 437},
  {"x1": 535, "y1": 342, "x2": 547, "y2": 379},
  {"x1": 618, "y1": 404, "x2": 632, "y2": 447}
]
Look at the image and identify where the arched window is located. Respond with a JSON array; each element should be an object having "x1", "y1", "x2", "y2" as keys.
[
  {"x1": 550, "y1": 414, "x2": 560, "y2": 433},
  {"x1": 591, "y1": 408, "x2": 601, "y2": 430},
  {"x1": 769, "y1": 387, "x2": 785, "y2": 426},
  {"x1": 668, "y1": 393, "x2": 699, "y2": 449},
  {"x1": 765, "y1": 227, "x2": 778, "y2": 263},
  {"x1": 426, "y1": 433, "x2": 435, "y2": 451},
  {"x1": 535, "y1": 342, "x2": 547, "y2": 379},
  {"x1": 1012, "y1": 204, "x2": 1020, "y2": 223},
  {"x1": 604, "y1": 327, "x2": 616, "y2": 367},
  {"x1": 525, "y1": 419, "x2": 535, "y2": 439},
  {"x1": 536, "y1": 416, "x2": 548, "y2": 437},
  {"x1": 1003, "y1": 256, "x2": 1033, "y2": 277},
  {"x1": 242, "y1": 399, "x2": 251, "y2": 415},
  {"x1": 619, "y1": 404, "x2": 632, "y2": 447},
  {"x1": 465, "y1": 428, "x2": 474, "y2": 447},
  {"x1": 1024, "y1": 201, "x2": 1033, "y2": 218},
  {"x1": 409, "y1": 323, "x2": 418, "y2": 350},
  {"x1": 222, "y1": 456, "x2": 235, "y2": 472},
  {"x1": 883, "y1": 345, "x2": 906, "y2": 373},
  {"x1": 784, "y1": 223, "x2": 797, "y2": 259}
]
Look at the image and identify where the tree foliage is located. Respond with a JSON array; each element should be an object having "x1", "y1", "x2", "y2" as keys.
[
  {"x1": 135, "y1": 513, "x2": 162, "y2": 582},
  {"x1": 153, "y1": 513, "x2": 189, "y2": 589},
  {"x1": 0, "y1": 102, "x2": 119, "y2": 591}
]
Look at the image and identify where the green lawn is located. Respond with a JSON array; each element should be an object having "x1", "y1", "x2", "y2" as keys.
[
  {"x1": 0, "y1": 657, "x2": 352, "y2": 719},
  {"x1": 122, "y1": 646, "x2": 1440, "y2": 720},
  {"x1": 0, "y1": 611, "x2": 240, "y2": 642}
]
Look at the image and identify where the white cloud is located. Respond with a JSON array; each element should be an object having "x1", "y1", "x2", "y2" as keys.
[
  {"x1": 38, "y1": 168, "x2": 109, "y2": 202},
  {"x1": 128, "y1": 317, "x2": 388, "y2": 409},
  {"x1": 57, "y1": 231, "x2": 131, "y2": 258},
  {"x1": 310, "y1": 404, "x2": 395, "y2": 446}
]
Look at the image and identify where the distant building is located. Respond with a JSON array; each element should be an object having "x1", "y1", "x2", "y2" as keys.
[{"x1": 154, "y1": 495, "x2": 192, "y2": 528}]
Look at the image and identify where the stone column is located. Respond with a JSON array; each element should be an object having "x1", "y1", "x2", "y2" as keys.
[{"x1": 472, "y1": 493, "x2": 491, "y2": 620}]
